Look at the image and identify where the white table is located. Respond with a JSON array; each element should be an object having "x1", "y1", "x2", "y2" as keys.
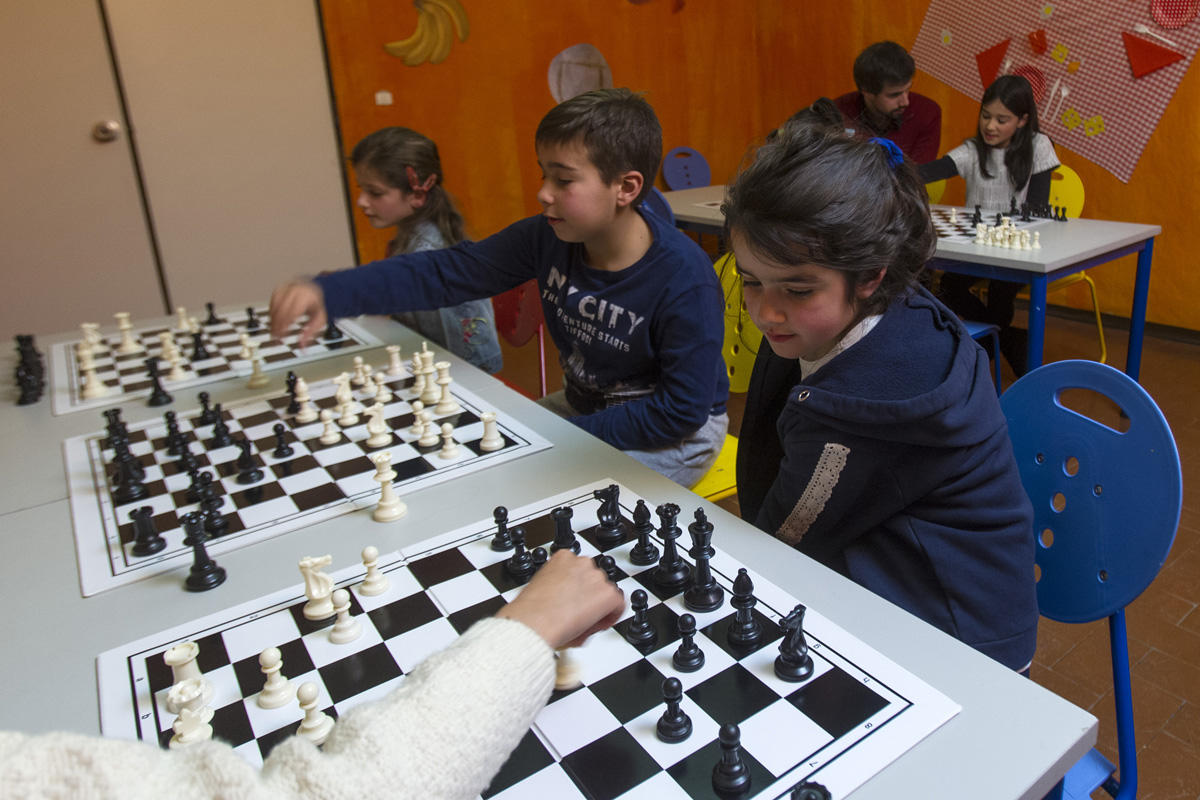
[
  {"x1": 664, "y1": 185, "x2": 1162, "y2": 379},
  {"x1": 0, "y1": 312, "x2": 1095, "y2": 799}
]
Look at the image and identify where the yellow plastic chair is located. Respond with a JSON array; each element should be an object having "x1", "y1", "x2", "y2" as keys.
[
  {"x1": 1040, "y1": 164, "x2": 1107, "y2": 362},
  {"x1": 925, "y1": 178, "x2": 947, "y2": 205},
  {"x1": 691, "y1": 253, "x2": 762, "y2": 502}
]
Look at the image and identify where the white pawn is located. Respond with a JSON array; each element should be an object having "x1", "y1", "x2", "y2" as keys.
[
  {"x1": 246, "y1": 344, "x2": 270, "y2": 389},
  {"x1": 350, "y1": 356, "x2": 366, "y2": 386},
  {"x1": 239, "y1": 333, "x2": 253, "y2": 361},
  {"x1": 364, "y1": 402, "x2": 392, "y2": 447},
  {"x1": 318, "y1": 409, "x2": 341, "y2": 445},
  {"x1": 359, "y1": 545, "x2": 389, "y2": 596},
  {"x1": 175, "y1": 306, "x2": 190, "y2": 331},
  {"x1": 295, "y1": 682, "x2": 334, "y2": 745},
  {"x1": 949, "y1": 207, "x2": 957, "y2": 225},
  {"x1": 328, "y1": 588, "x2": 362, "y2": 644},
  {"x1": 361, "y1": 369, "x2": 377, "y2": 397},
  {"x1": 408, "y1": 400, "x2": 425, "y2": 437},
  {"x1": 114, "y1": 312, "x2": 141, "y2": 355},
  {"x1": 478, "y1": 411, "x2": 504, "y2": 452},
  {"x1": 1032, "y1": 231, "x2": 1041, "y2": 249},
  {"x1": 373, "y1": 372, "x2": 392, "y2": 404},
  {"x1": 417, "y1": 410, "x2": 439, "y2": 448},
  {"x1": 386, "y1": 344, "x2": 404, "y2": 377},
  {"x1": 337, "y1": 398, "x2": 360, "y2": 427},
  {"x1": 295, "y1": 377, "x2": 318, "y2": 423},
  {"x1": 370, "y1": 451, "x2": 407, "y2": 522},
  {"x1": 167, "y1": 351, "x2": 187, "y2": 382},
  {"x1": 257, "y1": 646, "x2": 294, "y2": 709},
  {"x1": 438, "y1": 422, "x2": 459, "y2": 459},
  {"x1": 167, "y1": 678, "x2": 214, "y2": 749},
  {"x1": 80, "y1": 364, "x2": 109, "y2": 399}
]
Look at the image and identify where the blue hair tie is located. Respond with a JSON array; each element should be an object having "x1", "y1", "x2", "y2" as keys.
[{"x1": 869, "y1": 137, "x2": 904, "y2": 169}]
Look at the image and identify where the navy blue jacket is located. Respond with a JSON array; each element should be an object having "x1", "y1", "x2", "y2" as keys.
[{"x1": 737, "y1": 287, "x2": 1038, "y2": 670}]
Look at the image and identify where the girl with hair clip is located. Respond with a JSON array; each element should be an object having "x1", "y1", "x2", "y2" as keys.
[
  {"x1": 919, "y1": 75, "x2": 1060, "y2": 374},
  {"x1": 351, "y1": 127, "x2": 502, "y2": 373},
  {"x1": 727, "y1": 124, "x2": 1039, "y2": 673}
]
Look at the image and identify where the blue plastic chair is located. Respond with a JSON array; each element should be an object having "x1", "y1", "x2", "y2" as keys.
[
  {"x1": 1000, "y1": 360, "x2": 1182, "y2": 800},
  {"x1": 963, "y1": 319, "x2": 1003, "y2": 394},
  {"x1": 662, "y1": 146, "x2": 712, "y2": 190},
  {"x1": 642, "y1": 186, "x2": 675, "y2": 225}
]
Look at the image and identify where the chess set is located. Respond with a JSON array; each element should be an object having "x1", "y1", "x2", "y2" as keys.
[
  {"x1": 48, "y1": 304, "x2": 383, "y2": 415},
  {"x1": 930, "y1": 206, "x2": 1052, "y2": 243},
  {"x1": 64, "y1": 361, "x2": 551, "y2": 596},
  {"x1": 97, "y1": 481, "x2": 960, "y2": 799}
]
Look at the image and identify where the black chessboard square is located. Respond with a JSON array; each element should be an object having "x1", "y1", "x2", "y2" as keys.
[
  {"x1": 686, "y1": 663, "x2": 778, "y2": 727},
  {"x1": 464, "y1": 433, "x2": 515, "y2": 456},
  {"x1": 237, "y1": 411, "x2": 278, "y2": 429},
  {"x1": 479, "y1": 559, "x2": 534, "y2": 594},
  {"x1": 431, "y1": 410, "x2": 480, "y2": 429},
  {"x1": 263, "y1": 351, "x2": 291, "y2": 364},
  {"x1": 587, "y1": 658, "x2": 667, "y2": 724},
  {"x1": 702, "y1": 610, "x2": 783, "y2": 661},
  {"x1": 145, "y1": 632, "x2": 232, "y2": 694},
  {"x1": 318, "y1": 642, "x2": 403, "y2": 704},
  {"x1": 229, "y1": 481, "x2": 287, "y2": 509},
  {"x1": 389, "y1": 455, "x2": 436, "y2": 481},
  {"x1": 481, "y1": 729, "x2": 556, "y2": 799},
  {"x1": 664, "y1": 732, "x2": 774, "y2": 800},
  {"x1": 270, "y1": 454, "x2": 320, "y2": 479},
  {"x1": 254, "y1": 704, "x2": 338, "y2": 759},
  {"x1": 367, "y1": 591, "x2": 443, "y2": 639},
  {"x1": 150, "y1": 431, "x2": 198, "y2": 452},
  {"x1": 254, "y1": 430, "x2": 299, "y2": 454},
  {"x1": 290, "y1": 483, "x2": 346, "y2": 512},
  {"x1": 158, "y1": 701, "x2": 255, "y2": 751},
  {"x1": 408, "y1": 547, "x2": 476, "y2": 588},
  {"x1": 613, "y1": 602, "x2": 682, "y2": 656},
  {"x1": 787, "y1": 666, "x2": 890, "y2": 739},
  {"x1": 632, "y1": 566, "x2": 692, "y2": 603},
  {"x1": 561, "y1": 726, "x2": 661, "y2": 800},
  {"x1": 578, "y1": 517, "x2": 633, "y2": 552},
  {"x1": 519, "y1": 513, "x2": 557, "y2": 549},
  {"x1": 117, "y1": 509, "x2": 179, "y2": 545},
  {"x1": 286, "y1": 604, "x2": 337, "y2": 637},
  {"x1": 214, "y1": 454, "x2": 265, "y2": 480},
  {"x1": 447, "y1": 596, "x2": 507, "y2": 634},
  {"x1": 324, "y1": 455, "x2": 376, "y2": 480},
  {"x1": 384, "y1": 412, "x2": 416, "y2": 431},
  {"x1": 231, "y1": 638, "x2": 316, "y2": 697}
]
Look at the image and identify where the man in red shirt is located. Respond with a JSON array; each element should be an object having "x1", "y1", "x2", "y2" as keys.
[{"x1": 835, "y1": 41, "x2": 941, "y2": 164}]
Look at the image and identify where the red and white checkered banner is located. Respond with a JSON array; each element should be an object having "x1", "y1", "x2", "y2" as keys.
[{"x1": 912, "y1": 0, "x2": 1200, "y2": 182}]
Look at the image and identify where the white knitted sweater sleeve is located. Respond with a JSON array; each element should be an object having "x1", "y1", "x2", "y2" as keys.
[{"x1": 0, "y1": 617, "x2": 555, "y2": 800}]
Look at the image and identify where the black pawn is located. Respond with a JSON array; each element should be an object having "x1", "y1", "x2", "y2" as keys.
[
  {"x1": 190, "y1": 331, "x2": 210, "y2": 361},
  {"x1": 181, "y1": 511, "x2": 226, "y2": 591},
  {"x1": 791, "y1": 781, "x2": 832, "y2": 800},
  {"x1": 109, "y1": 438, "x2": 144, "y2": 480},
  {"x1": 505, "y1": 526, "x2": 534, "y2": 581},
  {"x1": 197, "y1": 391, "x2": 217, "y2": 425},
  {"x1": 550, "y1": 506, "x2": 580, "y2": 554},
  {"x1": 1010, "y1": 196, "x2": 1019, "y2": 216},
  {"x1": 284, "y1": 371, "x2": 299, "y2": 414},
  {"x1": 164, "y1": 411, "x2": 187, "y2": 456},
  {"x1": 197, "y1": 473, "x2": 228, "y2": 537},
  {"x1": 235, "y1": 437, "x2": 263, "y2": 484},
  {"x1": 111, "y1": 452, "x2": 148, "y2": 504},
  {"x1": 684, "y1": 508, "x2": 724, "y2": 612},
  {"x1": 246, "y1": 307, "x2": 260, "y2": 330},
  {"x1": 628, "y1": 499, "x2": 659, "y2": 566},
  {"x1": 531, "y1": 546, "x2": 549, "y2": 570},
  {"x1": 625, "y1": 588, "x2": 657, "y2": 647},
  {"x1": 728, "y1": 568, "x2": 763, "y2": 648},
  {"x1": 656, "y1": 677, "x2": 692, "y2": 743},
  {"x1": 145, "y1": 357, "x2": 172, "y2": 407},
  {"x1": 185, "y1": 465, "x2": 203, "y2": 504},
  {"x1": 775, "y1": 604, "x2": 815, "y2": 682},
  {"x1": 323, "y1": 317, "x2": 342, "y2": 340},
  {"x1": 204, "y1": 302, "x2": 220, "y2": 325},
  {"x1": 592, "y1": 484, "x2": 625, "y2": 548},
  {"x1": 712, "y1": 722, "x2": 752, "y2": 796},
  {"x1": 652, "y1": 503, "x2": 690, "y2": 593},
  {"x1": 490, "y1": 506, "x2": 514, "y2": 551},
  {"x1": 673, "y1": 613, "x2": 705, "y2": 672},
  {"x1": 593, "y1": 554, "x2": 620, "y2": 583},
  {"x1": 271, "y1": 423, "x2": 294, "y2": 458},
  {"x1": 208, "y1": 404, "x2": 232, "y2": 447},
  {"x1": 971, "y1": 204, "x2": 982, "y2": 225},
  {"x1": 129, "y1": 506, "x2": 166, "y2": 557}
]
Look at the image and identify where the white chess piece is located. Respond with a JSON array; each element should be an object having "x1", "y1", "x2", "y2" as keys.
[
  {"x1": 167, "y1": 351, "x2": 187, "y2": 382},
  {"x1": 361, "y1": 369, "x2": 376, "y2": 397},
  {"x1": 294, "y1": 377, "x2": 318, "y2": 423},
  {"x1": 419, "y1": 351, "x2": 439, "y2": 405},
  {"x1": 318, "y1": 409, "x2": 341, "y2": 445},
  {"x1": 80, "y1": 364, "x2": 109, "y2": 399},
  {"x1": 478, "y1": 411, "x2": 504, "y2": 452},
  {"x1": 417, "y1": 410, "x2": 439, "y2": 448},
  {"x1": 336, "y1": 398, "x2": 360, "y2": 427},
  {"x1": 299, "y1": 554, "x2": 335, "y2": 620},
  {"x1": 433, "y1": 361, "x2": 461, "y2": 414},
  {"x1": 386, "y1": 344, "x2": 404, "y2": 377},
  {"x1": 328, "y1": 588, "x2": 363, "y2": 644},
  {"x1": 333, "y1": 371, "x2": 355, "y2": 408},
  {"x1": 114, "y1": 312, "x2": 142, "y2": 355},
  {"x1": 163, "y1": 642, "x2": 213, "y2": 714},
  {"x1": 350, "y1": 356, "x2": 366, "y2": 386},
  {"x1": 246, "y1": 343, "x2": 270, "y2": 389},
  {"x1": 410, "y1": 351, "x2": 425, "y2": 394},
  {"x1": 370, "y1": 451, "x2": 407, "y2": 522},
  {"x1": 364, "y1": 402, "x2": 392, "y2": 447},
  {"x1": 1020, "y1": 230, "x2": 1031, "y2": 250},
  {"x1": 167, "y1": 678, "x2": 214, "y2": 749},
  {"x1": 949, "y1": 207, "x2": 957, "y2": 225},
  {"x1": 257, "y1": 646, "x2": 295, "y2": 709},
  {"x1": 438, "y1": 422, "x2": 459, "y2": 459},
  {"x1": 408, "y1": 400, "x2": 425, "y2": 437},
  {"x1": 555, "y1": 648, "x2": 583, "y2": 690},
  {"x1": 359, "y1": 545, "x2": 389, "y2": 596},
  {"x1": 974, "y1": 223, "x2": 986, "y2": 244},
  {"x1": 175, "y1": 306, "x2": 190, "y2": 331},
  {"x1": 239, "y1": 333, "x2": 253, "y2": 361},
  {"x1": 1032, "y1": 231, "x2": 1041, "y2": 249},
  {"x1": 373, "y1": 372, "x2": 392, "y2": 404},
  {"x1": 295, "y1": 682, "x2": 335, "y2": 745}
]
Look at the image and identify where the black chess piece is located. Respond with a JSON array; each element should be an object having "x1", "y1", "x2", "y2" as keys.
[
  {"x1": 652, "y1": 503, "x2": 690, "y2": 593},
  {"x1": 197, "y1": 391, "x2": 217, "y2": 425},
  {"x1": 204, "y1": 302, "x2": 220, "y2": 325},
  {"x1": 712, "y1": 722, "x2": 752, "y2": 796},
  {"x1": 111, "y1": 451, "x2": 148, "y2": 504},
  {"x1": 625, "y1": 589, "x2": 657, "y2": 647},
  {"x1": 246, "y1": 307, "x2": 260, "y2": 330},
  {"x1": 323, "y1": 317, "x2": 342, "y2": 340},
  {"x1": 774, "y1": 604, "x2": 815, "y2": 682},
  {"x1": 592, "y1": 484, "x2": 625, "y2": 548},
  {"x1": 628, "y1": 499, "x2": 660, "y2": 566},
  {"x1": 129, "y1": 506, "x2": 167, "y2": 557},
  {"x1": 684, "y1": 508, "x2": 724, "y2": 612},
  {"x1": 593, "y1": 554, "x2": 620, "y2": 583},
  {"x1": 790, "y1": 782, "x2": 832, "y2": 800},
  {"x1": 271, "y1": 423, "x2": 294, "y2": 458},
  {"x1": 197, "y1": 472, "x2": 229, "y2": 537},
  {"x1": 1058, "y1": 205, "x2": 1069, "y2": 221},
  {"x1": 505, "y1": 526, "x2": 534, "y2": 581},
  {"x1": 234, "y1": 437, "x2": 263, "y2": 484},
  {"x1": 656, "y1": 677, "x2": 692, "y2": 743},
  {"x1": 673, "y1": 613, "x2": 705, "y2": 672},
  {"x1": 994, "y1": 211, "x2": 1003, "y2": 227},
  {"x1": 490, "y1": 506, "x2": 514, "y2": 551},
  {"x1": 190, "y1": 331, "x2": 210, "y2": 361},
  {"x1": 531, "y1": 546, "x2": 548, "y2": 570},
  {"x1": 164, "y1": 411, "x2": 187, "y2": 456},
  {"x1": 1010, "y1": 196, "x2": 1019, "y2": 216},
  {"x1": 727, "y1": 568, "x2": 763, "y2": 648},
  {"x1": 208, "y1": 404, "x2": 232, "y2": 448},
  {"x1": 181, "y1": 511, "x2": 226, "y2": 591},
  {"x1": 285, "y1": 371, "x2": 300, "y2": 414},
  {"x1": 972, "y1": 204, "x2": 982, "y2": 225},
  {"x1": 144, "y1": 356, "x2": 173, "y2": 407},
  {"x1": 185, "y1": 465, "x2": 203, "y2": 504},
  {"x1": 550, "y1": 506, "x2": 580, "y2": 554}
]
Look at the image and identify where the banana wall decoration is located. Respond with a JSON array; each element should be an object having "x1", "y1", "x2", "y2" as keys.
[{"x1": 384, "y1": 0, "x2": 470, "y2": 66}]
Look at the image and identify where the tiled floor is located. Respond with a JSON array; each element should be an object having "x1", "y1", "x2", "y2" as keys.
[{"x1": 714, "y1": 309, "x2": 1200, "y2": 800}]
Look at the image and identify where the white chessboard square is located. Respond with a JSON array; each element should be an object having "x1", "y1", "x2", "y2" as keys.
[
  {"x1": 233, "y1": 739, "x2": 265, "y2": 769},
  {"x1": 643, "y1": 632, "x2": 737, "y2": 691},
  {"x1": 112, "y1": 493, "x2": 177, "y2": 524},
  {"x1": 452, "y1": 420, "x2": 484, "y2": 443},
  {"x1": 310, "y1": 443, "x2": 364, "y2": 467},
  {"x1": 301, "y1": 617, "x2": 384, "y2": 668},
  {"x1": 615, "y1": 770, "x2": 693, "y2": 800},
  {"x1": 536, "y1": 687, "x2": 621, "y2": 757},
  {"x1": 383, "y1": 617, "x2": 460, "y2": 672},
  {"x1": 221, "y1": 608, "x2": 303, "y2": 662},
  {"x1": 740, "y1": 698, "x2": 833, "y2": 776},
  {"x1": 624, "y1": 695, "x2": 721, "y2": 769},
  {"x1": 236, "y1": 495, "x2": 303, "y2": 529},
  {"x1": 489, "y1": 763, "x2": 587, "y2": 800},
  {"x1": 426, "y1": 570, "x2": 501, "y2": 615},
  {"x1": 737, "y1": 638, "x2": 832, "y2": 698},
  {"x1": 660, "y1": 593, "x2": 735, "y2": 631},
  {"x1": 153, "y1": 664, "x2": 239, "y2": 732},
  {"x1": 276, "y1": 468, "x2": 331, "y2": 495},
  {"x1": 334, "y1": 673, "x2": 404, "y2": 716},
  {"x1": 334, "y1": 471, "x2": 378, "y2": 496},
  {"x1": 349, "y1": 567, "x2": 421, "y2": 611},
  {"x1": 457, "y1": 535, "x2": 516, "y2": 570},
  {"x1": 242, "y1": 677, "x2": 307, "y2": 738},
  {"x1": 573, "y1": 627, "x2": 643, "y2": 684},
  {"x1": 423, "y1": 446, "x2": 474, "y2": 468}
]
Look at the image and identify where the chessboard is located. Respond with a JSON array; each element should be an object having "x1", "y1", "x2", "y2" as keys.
[
  {"x1": 97, "y1": 482, "x2": 960, "y2": 799},
  {"x1": 65, "y1": 364, "x2": 551, "y2": 596},
  {"x1": 930, "y1": 206, "x2": 1051, "y2": 242},
  {"x1": 49, "y1": 304, "x2": 383, "y2": 415}
]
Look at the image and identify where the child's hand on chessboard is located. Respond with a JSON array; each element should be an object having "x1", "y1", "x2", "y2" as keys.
[
  {"x1": 269, "y1": 280, "x2": 327, "y2": 346},
  {"x1": 496, "y1": 550, "x2": 625, "y2": 649}
]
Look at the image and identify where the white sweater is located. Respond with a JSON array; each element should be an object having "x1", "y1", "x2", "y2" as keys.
[{"x1": 0, "y1": 618, "x2": 555, "y2": 800}]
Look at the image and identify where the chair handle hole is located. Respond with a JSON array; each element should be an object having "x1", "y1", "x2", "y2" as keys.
[
  {"x1": 1039, "y1": 528, "x2": 1054, "y2": 548},
  {"x1": 1098, "y1": 569, "x2": 1108, "y2": 582},
  {"x1": 1093, "y1": 484, "x2": 1103, "y2": 497},
  {"x1": 1056, "y1": 388, "x2": 1131, "y2": 433},
  {"x1": 1063, "y1": 456, "x2": 1079, "y2": 477},
  {"x1": 1035, "y1": 452, "x2": 1046, "y2": 465},
  {"x1": 1051, "y1": 492, "x2": 1066, "y2": 513}
]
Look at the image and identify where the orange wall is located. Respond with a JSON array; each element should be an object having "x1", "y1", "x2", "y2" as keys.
[{"x1": 320, "y1": 0, "x2": 1199, "y2": 331}]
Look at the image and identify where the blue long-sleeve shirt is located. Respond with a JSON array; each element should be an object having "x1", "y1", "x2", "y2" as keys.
[{"x1": 315, "y1": 210, "x2": 728, "y2": 451}]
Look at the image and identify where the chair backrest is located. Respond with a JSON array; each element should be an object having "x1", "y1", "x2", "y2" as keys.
[
  {"x1": 492, "y1": 280, "x2": 544, "y2": 348},
  {"x1": 713, "y1": 253, "x2": 761, "y2": 394},
  {"x1": 642, "y1": 186, "x2": 675, "y2": 225},
  {"x1": 662, "y1": 146, "x2": 712, "y2": 190},
  {"x1": 1050, "y1": 164, "x2": 1085, "y2": 218},
  {"x1": 999, "y1": 360, "x2": 1181, "y2": 623}
]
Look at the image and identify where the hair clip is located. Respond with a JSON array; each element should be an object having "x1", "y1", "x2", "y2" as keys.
[{"x1": 868, "y1": 137, "x2": 904, "y2": 170}]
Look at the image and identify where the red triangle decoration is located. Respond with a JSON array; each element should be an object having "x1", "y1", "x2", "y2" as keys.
[
  {"x1": 1121, "y1": 32, "x2": 1186, "y2": 78},
  {"x1": 976, "y1": 39, "x2": 1011, "y2": 89}
]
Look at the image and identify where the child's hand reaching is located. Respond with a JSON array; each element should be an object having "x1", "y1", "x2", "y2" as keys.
[{"x1": 269, "y1": 281, "x2": 328, "y2": 346}]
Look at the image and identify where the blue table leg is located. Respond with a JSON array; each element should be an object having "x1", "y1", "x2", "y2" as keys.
[
  {"x1": 1028, "y1": 275, "x2": 1048, "y2": 370},
  {"x1": 1125, "y1": 238, "x2": 1153, "y2": 381}
]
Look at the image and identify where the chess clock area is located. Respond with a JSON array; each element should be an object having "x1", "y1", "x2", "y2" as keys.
[{"x1": 0, "y1": 308, "x2": 1097, "y2": 799}]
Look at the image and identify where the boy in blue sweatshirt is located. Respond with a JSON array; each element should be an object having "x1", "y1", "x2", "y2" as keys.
[{"x1": 271, "y1": 89, "x2": 729, "y2": 486}]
